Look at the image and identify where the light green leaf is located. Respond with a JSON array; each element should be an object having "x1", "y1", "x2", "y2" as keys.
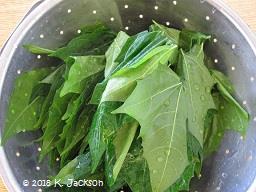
[
  {"x1": 114, "y1": 65, "x2": 188, "y2": 192},
  {"x1": 60, "y1": 56, "x2": 105, "y2": 97},
  {"x1": 105, "y1": 31, "x2": 129, "y2": 77},
  {"x1": 178, "y1": 44, "x2": 215, "y2": 146},
  {"x1": 211, "y1": 69, "x2": 235, "y2": 94},
  {"x1": 101, "y1": 45, "x2": 178, "y2": 102},
  {"x1": 112, "y1": 120, "x2": 138, "y2": 181},
  {"x1": 216, "y1": 84, "x2": 249, "y2": 135},
  {"x1": 204, "y1": 87, "x2": 249, "y2": 156},
  {"x1": 1, "y1": 68, "x2": 52, "y2": 145},
  {"x1": 23, "y1": 44, "x2": 55, "y2": 55},
  {"x1": 151, "y1": 21, "x2": 180, "y2": 45}
]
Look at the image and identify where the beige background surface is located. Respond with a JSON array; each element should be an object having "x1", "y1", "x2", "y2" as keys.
[{"x1": 0, "y1": 0, "x2": 256, "y2": 191}]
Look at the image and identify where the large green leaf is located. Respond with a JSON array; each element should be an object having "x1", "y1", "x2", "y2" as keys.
[
  {"x1": 105, "y1": 31, "x2": 130, "y2": 77},
  {"x1": 90, "y1": 31, "x2": 170, "y2": 104},
  {"x1": 101, "y1": 45, "x2": 178, "y2": 103},
  {"x1": 60, "y1": 56, "x2": 105, "y2": 97},
  {"x1": 178, "y1": 44, "x2": 215, "y2": 146},
  {"x1": 114, "y1": 65, "x2": 189, "y2": 192},
  {"x1": 1, "y1": 68, "x2": 52, "y2": 145}
]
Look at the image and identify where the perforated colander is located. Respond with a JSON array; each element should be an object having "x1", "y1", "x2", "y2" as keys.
[{"x1": 1, "y1": 0, "x2": 256, "y2": 192}]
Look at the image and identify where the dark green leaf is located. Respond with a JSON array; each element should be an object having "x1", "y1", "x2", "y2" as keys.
[
  {"x1": 50, "y1": 23, "x2": 116, "y2": 61},
  {"x1": 39, "y1": 86, "x2": 72, "y2": 161},
  {"x1": 53, "y1": 153, "x2": 91, "y2": 185},
  {"x1": 116, "y1": 139, "x2": 152, "y2": 192},
  {"x1": 58, "y1": 72, "x2": 103, "y2": 166},
  {"x1": 34, "y1": 66, "x2": 65, "y2": 129},
  {"x1": 1, "y1": 68, "x2": 52, "y2": 145}
]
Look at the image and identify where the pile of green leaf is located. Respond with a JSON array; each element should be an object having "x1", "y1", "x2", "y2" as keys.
[{"x1": 1, "y1": 22, "x2": 249, "y2": 192}]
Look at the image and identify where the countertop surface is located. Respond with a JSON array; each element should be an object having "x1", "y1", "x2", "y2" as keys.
[{"x1": 0, "y1": 0, "x2": 256, "y2": 191}]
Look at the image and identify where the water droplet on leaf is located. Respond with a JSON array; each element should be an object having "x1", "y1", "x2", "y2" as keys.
[
  {"x1": 206, "y1": 87, "x2": 211, "y2": 93},
  {"x1": 194, "y1": 84, "x2": 200, "y2": 91},
  {"x1": 200, "y1": 95, "x2": 205, "y2": 101},
  {"x1": 157, "y1": 157, "x2": 164, "y2": 162}
]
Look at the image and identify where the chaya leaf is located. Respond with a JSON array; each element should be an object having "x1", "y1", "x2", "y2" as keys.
[
  {"x1": 23, "y1": 44, "x2": 55, "y2": 55},
  {"x1": 105, "y1": 31, "x2": 130, "y2": 78},
  {"x1": 100, "y1": 45, "x2": 178, "y2": 103},
  {"x1": 52, "y1": 152, "x2": 91, "y2": 185},
  {"x1": 150, "y1": 21, "x2": 180, "y2": 45},
  {"x1": 178, "y1": 44, "x2": 215, "y2": 146},
  {"x1": 216, "y1": 80, "x2": 249, "y2": 135},
  {"x1": 90, "y1": 30, "x2": 169, "y2": 104},
  {"x1": 179, "y1": 30, "x2": 211, "y2": 51},
  {"x1": 88, "y1": 102, "x2": 122, "y2": 172},
  {"x1": 1, "y1": 68, "x2": 52, "y2": 145},
  {"x1": 114, "y1": 65, "x2": 189, "y2": 192},
  {"x1": 58, "y1": 72, "x2": 103, "y2": 166},
  {"x1": 25, "y1": 23, "x2": 115, "y2": 62},
  {"x1": 104, "y1": 116, "x2": 138, "y2": 186},
  {"x1": 29, "y1": 67, "x2": 58, "y2": 103},
  {"x1": 115, "y1": 138, "x2": 152, "y2": 192},
  {"x1": 50, "y1": 23, "x2": 116, "y2": 61},
  {"x1": 204, "y1": 90, "x2": 249, "y2": 156},
  {"x1": 112, "y1": 118, "x2": 138, "y2": 181},
  {"x1": 210, "y1": 69, "x2": 235, "y2": 94},
  {"x1": 60, "y1": 106, "x2": 95, "y2": 157},
  {"x1": 168, "y1": 131, "x2": 203, "y2": 192},
  {"x1": 113, "y1": 31, "x2": 169, "y2": 74},
  {"x1": 34, "y1": 66, "x2": 65, "y2": 129},
  {"x1": 40, "y1": 66, "x2": 63, "y2": 84},
  {"x1": 60, "y1": 56, "x2": 105, "y2": 97},
  {"x1": 39, "y1": 86, "x2": 73, "y2": 161}
]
